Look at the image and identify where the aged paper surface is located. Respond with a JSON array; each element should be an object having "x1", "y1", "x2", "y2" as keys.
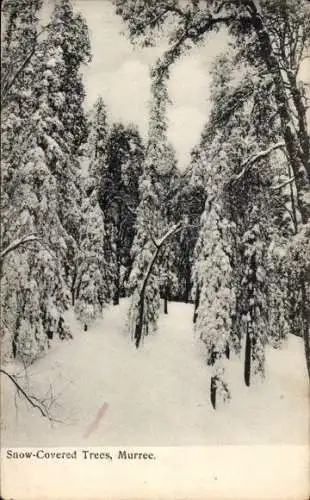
[{"x1": 1, "y1": 0, "x2": 309, "y2": 499}]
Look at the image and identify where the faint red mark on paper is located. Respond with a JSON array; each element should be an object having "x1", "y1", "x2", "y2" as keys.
[{"x1": 83, "y1": 402, "x2": 109, "y2": 438}]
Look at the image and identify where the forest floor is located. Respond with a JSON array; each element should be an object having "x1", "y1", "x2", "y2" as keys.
[{"x1": 1, "y1": 300, "x2": 309, "y2": 447}]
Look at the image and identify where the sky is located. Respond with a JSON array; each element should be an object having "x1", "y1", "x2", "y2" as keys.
[
  {"x1": 44, "y1": 0, "x2": 310, "y2": 169},
  {"x1": 71, "y1": 0, "x2": 229, "y2": 170}
]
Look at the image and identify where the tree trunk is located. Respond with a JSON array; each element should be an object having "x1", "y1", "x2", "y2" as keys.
[
  {"x1": 113, "y1": 256, "x2": 120, "y2": 305},
  {"x1": 113, "y1": 286, "x2": 120, "y2": 306},
  {"x1": 134, "y1": 294, "x2": 145, "y2": 348},
  {"x1": 113, "y1": 208, "x2": 122, "y2": 306},
  {"x1": 134, "y1": 223, "x2": 182, "y2": 348},
  {"x1": 12, "y1": 291, "x2": 23, "y2": 358},
  {"x1": 184, "y1": 273, "x2": 191, "y2": 303},
  {"x1": 288, "y1": 163, "x2": 298, "y2": 235},
  {"x1": 244, "y1": 323, "x2": 252, "y2": 387},
  {"x1": 210, "y1": 376, "x2": 217, "y2": 409},
  {"x1": 164, "y1": 286, "x2": 168, "y2": 314},
  {"x1": 134, "y1": 246, "x2": 161, "y2": 348},
  {"x1": 250, "y1": 8, "x2": 310, "y2": 224},
  {"x1": 225, "y1": 342, "x2": 230, "y2": 360},
  {"x1": 285, "y1": 71, "x2": 310, "y2": 174},
  {"x1": 71, "y1": 266, "x2": 77, "y2": 306},
  {"x1": 193, "y1": 285, "x2": 200, "y2": 324},
  {"x1": 301, "y1": 281, "x2": 310, "y2": 378},
  {"x1": 183, "y1": 258, "x2": 192, "y2": 303}
]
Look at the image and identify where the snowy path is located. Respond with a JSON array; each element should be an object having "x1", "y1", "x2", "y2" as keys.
[{"x1": 1, "y1": 300, "x2": 309, "y2": 447}]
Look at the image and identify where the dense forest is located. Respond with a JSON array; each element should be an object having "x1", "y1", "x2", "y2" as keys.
[{"x1": 1, "y1": 0, "x2": 309, "y2": 416}]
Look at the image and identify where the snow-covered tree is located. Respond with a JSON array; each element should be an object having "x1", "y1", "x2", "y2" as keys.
[
  {"x1": 99, "y1": 123, "x2": 144, "y2": 305},
  {"x1": 86, "y1": 96, "x2": 108, "y2": 180},
  {"x1": 38, "y1": 0, "x2": 91, "y2": 243},
  {"x1": 73, "y1": 98, "x2": 113, "y2": 330},
  {"x1": 73, "y1": 178, "x2": 108, "y2": 331},
  {"x1": 194, "y1": 201, "x2": 236, "y2": 408},
  {"x1": 190, "y1": 46, "x2": 302, "y2": 400},
  {"x1": 1, "y1": 144, "x2": 70, "y2": 364},
  {"x1": 173, "y1": 148, "x2": 207, "y2": 305},
  {"x1": 266, "y1": 251, "x2": 290, "y2": 349},
  {"x1": 127, "y1": 155, "x2": 163, "y2": 344},
  {"x1": 285, "y1": 225, "x2": 310, "y2": 369},
  {"x1": 127, "y1": 71, "x2": 181, "y2": 345},
  {"x1": 1, "y1": 0, "x2": 43, "y2": 111},
  {"x1": 1, "y1": 0, "x2": 91, "y2": 363},
  {"x1": 114, "y1": 0, "x2": 310, "y2": 378}
]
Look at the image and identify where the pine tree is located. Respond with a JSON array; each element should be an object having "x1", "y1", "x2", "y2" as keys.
[
  {"x1": 86, "y1": 96, "x2": 109, "y2": 180},
  {"x1": 174, "y1": 148, "x2": 207, "y2": 305},
  {"x1": 127, "y1": 151, "x2": 163, "y2": 344},
  {"x1": 127, "y1": 70, "x2": 181, "y2": 345},
  {"x1": 114, "y1": 0, "x2": 310, "y2": 377},
  {"x1": 99, "y1": 123, "x2": 144, "y2": 305},
  {"x1": 1, "y1": 0, "x2": 67, "y2": 363},
  {"x1": 1, "y1": 0, "x2": 43, "y2": 111},
  {"x1": 189, "y1": 47, "x2": 302, "y2": 400},
  {"x1": 73, "y1": 97, "x2": 113, "y2": 330},
  {"x1": 39, "y1": 0, "x2": 91, "y2": 243},
  {"x1": 1, "y1": 0, "x2": 91, "y2": 363},
  {"x1": 1, "y1": 143, "x2": 71, "y2": 364},
  {"x1": 73, "y1": 178, "x2": 108, "y2": 331},
  {"x1": 194, "y1": 201, "x2": 236, "y2": 408}
]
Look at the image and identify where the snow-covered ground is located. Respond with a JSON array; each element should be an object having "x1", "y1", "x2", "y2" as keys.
[{"x1": 1, "y1": 300, "x2": 309, "y2": 447}]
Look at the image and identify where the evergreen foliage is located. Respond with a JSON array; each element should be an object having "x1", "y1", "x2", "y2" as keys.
[
  {"x1": 99, "y1": 122, "x2": 144, "y2": 304},
  {"x1": 127, "y1": 72, "x2": 181, "y2": 345},
  {"x1": 114, "y1": 0, "x2": 310, "y2": 380},
  {"x1": 1, "y1": 0, "x2": 90, "y2": 363}
]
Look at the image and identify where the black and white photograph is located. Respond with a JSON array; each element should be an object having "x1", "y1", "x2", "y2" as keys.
[{"x1": 1, "y1": 0, "x2": 309, "y2": 498}]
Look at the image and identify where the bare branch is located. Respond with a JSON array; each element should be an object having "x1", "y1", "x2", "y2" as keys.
[{"x1": 0, "y1": 369, "x2": 62, "y2": 423}]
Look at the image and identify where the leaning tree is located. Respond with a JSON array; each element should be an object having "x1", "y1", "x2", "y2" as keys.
[{"x1": 113, "y1": 0, "x2": 310, "y2": 377}]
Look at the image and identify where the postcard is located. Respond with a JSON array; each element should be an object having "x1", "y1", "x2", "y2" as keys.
[{"x1": 1, "y1": 0, "x2": 309, "y2": 498}]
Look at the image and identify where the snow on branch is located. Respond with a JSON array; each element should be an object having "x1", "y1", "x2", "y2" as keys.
[
  {"x1": 231, "y1": 141, "x2": 286, "y2": 181},
  {"x1": 140, "y1": 222, "x2": 182, "y2": 293},
  {"x1": 0, "y1": 234, "x2": 49, "y2": 263},
  {"x1": 134, "y1": 221, "x2": 183, "y2": 348},
  {"x1": 0, "y1": 369, "x2": 62, "y2": 423},
  {"x1": 145, "y1": 225, "x2": 160, "y2": 249},
  {"x1": 1, "y1": 26, "x2": 49, "y2": 108},
  {"x1": 156, "y1": 221, "x2": 183, "y2": 247},
  {"x1": 271, "y1": 176, "x2": 295, "y2": 190},
  {"x1": 137, "y1": 4, "x2": 187, "y2": 31},
  {"x1": 154, "y1": 12, "x2": 238, "y2": 79}
]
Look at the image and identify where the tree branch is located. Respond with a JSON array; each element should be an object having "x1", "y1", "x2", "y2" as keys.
[
  {"x1": 155, "y1": 12, "x2": 239, "y2": 78},
  {"x1": 231, "y1": 141, "x2": 286, "y2": 181},
  {"x1": 141, "y1": 4, "x2": 187, "y2": 29},
  {"x1": 134, "y1": 221, "x2": 182, "y2": 348},
  {"x1": 146, "y1": 226, "x2": 160, "y2": 248},
  {"x1": 1, "y1": 26, "x2": 48, "y2": 108},
  {"x1": 0, "y1": 369, "x2": 62, "y2": 423},
  {"x1": 271, "y1": 176, "x2": 295, "y2": 190},
  {"x1": 1, "y1": 234, "x2": 40, "y2": 262}
]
